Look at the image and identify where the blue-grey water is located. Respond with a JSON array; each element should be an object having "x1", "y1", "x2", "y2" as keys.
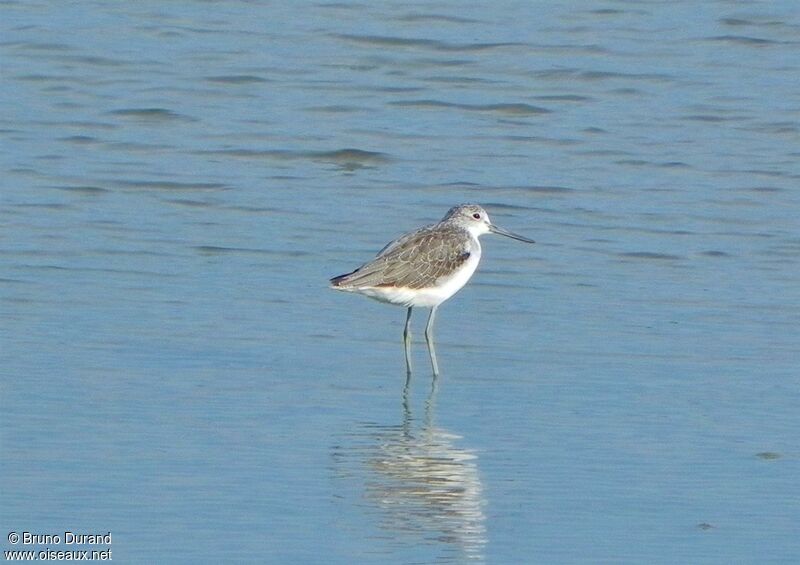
[{"x1": 2, "y1": 1, "x2": 799, "y2": 563}]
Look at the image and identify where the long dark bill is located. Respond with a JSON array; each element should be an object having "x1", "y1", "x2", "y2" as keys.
[{"x1": 489, "y1": 224, "x2": 536, "y2": 244}]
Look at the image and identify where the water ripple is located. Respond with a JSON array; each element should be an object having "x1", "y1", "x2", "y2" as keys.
[
  {"x1": 108, "y1": 108, "x2": 196, "y2": 122},
  {"x1": 111, "y1": 180, "x2": 229, "y2": 191},
  {"x1": 617, "y1": 252, "x2": 683, "y2": 261},
  {"x1": 193, "y1": 148, "x2": 391, "y2": 167},
  {"x1": 204, "y1": 75, "x2": 270, "y2": 84},
  {"x1": 394, "y1": 14, "x2": 481, "y2": 24},
  {"x1": 333, "y1": 33, "x2": 524, "y2": 52},
  {"x1": 389, "y1": 99, "x2": 550, "y2": 115}
]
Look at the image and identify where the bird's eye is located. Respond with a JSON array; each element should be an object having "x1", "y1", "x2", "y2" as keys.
[{"x1": 472, "y1": 213, "x2": 481, "y2": 220}]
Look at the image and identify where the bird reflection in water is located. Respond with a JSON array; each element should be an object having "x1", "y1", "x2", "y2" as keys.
[{"x1": 332, "y1": 376, "x2": 486, "y2": 562}]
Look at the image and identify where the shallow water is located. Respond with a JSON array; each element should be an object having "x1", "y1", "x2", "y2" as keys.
[{"x1": 2, "y1": 1, "x2": 799, "y2": 563}]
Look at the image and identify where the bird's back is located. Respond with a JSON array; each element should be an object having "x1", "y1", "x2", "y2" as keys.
[{"x1": 330, "y1": 223, "x2": 475, "y2": 291}]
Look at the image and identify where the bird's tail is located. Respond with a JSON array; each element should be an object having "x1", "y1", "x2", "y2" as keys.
[{"x1": 329, "y1": 270, "x2": 357, "y2": 288}]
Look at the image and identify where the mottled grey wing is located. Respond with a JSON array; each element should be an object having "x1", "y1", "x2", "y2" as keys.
[
  {"x1": 374, "y1": 222, "x2": 436, "y2": 258},
  {"x1": 334, "y1": 227, "x2": 471, "y2": 289}
]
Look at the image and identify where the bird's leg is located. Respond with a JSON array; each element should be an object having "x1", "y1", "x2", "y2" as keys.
[
  {"x1": 404, "y1": 307, "x2": 413, "y2": 376},
  {"x1": 425, "y1": 305, "x2": 439, "y2": 376}
]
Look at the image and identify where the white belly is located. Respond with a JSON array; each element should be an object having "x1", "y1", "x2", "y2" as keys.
[{"x1": 349, "y1": 250, "x2": 481, "y2": 308}]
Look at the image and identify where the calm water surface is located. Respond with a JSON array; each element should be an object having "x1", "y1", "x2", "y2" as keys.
[{"x1": 2, "y1": 1, "x2": 799, "y2": 563}]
